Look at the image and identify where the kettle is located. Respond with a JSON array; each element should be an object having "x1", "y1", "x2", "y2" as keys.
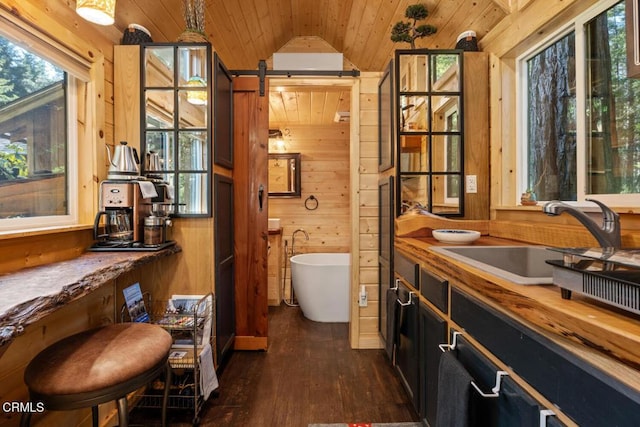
[
  {"x1": 107, "y1": 141, "x2": 139, "y2": 180},
  {"x1": 146, "y1": 151, "x2": 162, "y2": 172}
]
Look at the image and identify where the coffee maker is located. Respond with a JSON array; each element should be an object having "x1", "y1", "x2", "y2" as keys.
[{"x1": 93, "y1": 181, "x2": 152, "y2": 246}]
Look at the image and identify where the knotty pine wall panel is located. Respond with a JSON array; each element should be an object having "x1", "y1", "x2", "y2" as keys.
[{"x1": 269, "y1": 123, "x2": 351, "y2": 255}]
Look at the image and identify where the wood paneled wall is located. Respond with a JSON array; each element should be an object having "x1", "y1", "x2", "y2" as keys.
[
  {"x1": 352, "y1": 73, "x2": 383, "y2": 349},
  {"x1": 268, "y1": 123, "x2": 351, "y2": 255}
]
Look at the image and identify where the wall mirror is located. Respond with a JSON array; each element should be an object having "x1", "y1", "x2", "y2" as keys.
[
  {"x1": 141, "y1": 43, "x2": 212, "y2": 217},
  {"x1": 395, "y1": 50, "x2": 464, "y2": 217},
  {"x1": 268, "y1": 153, "x2": 301, "y2": 198}
]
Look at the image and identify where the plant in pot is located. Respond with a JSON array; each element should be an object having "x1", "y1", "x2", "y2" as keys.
[
  {"x1": 178, "y1": 0, "x2": 207, "y2": 42},
  {"x1": 390, "y1": 3, "x2": 437, "y2": 49}
]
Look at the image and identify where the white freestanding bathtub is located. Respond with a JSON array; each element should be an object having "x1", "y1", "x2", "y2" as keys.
[{"x1": 289, "y1": 253, "x2": 350, "y2": 322}]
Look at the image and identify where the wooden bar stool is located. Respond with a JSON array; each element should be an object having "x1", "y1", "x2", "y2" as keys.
[{"x1": 21, "y1": 323, "x2": 173, "y2": 427}]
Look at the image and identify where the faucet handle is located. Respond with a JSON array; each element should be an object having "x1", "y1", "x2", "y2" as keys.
[{"x1": 586, "y1": 198, "x2": 619, "y2": 225}]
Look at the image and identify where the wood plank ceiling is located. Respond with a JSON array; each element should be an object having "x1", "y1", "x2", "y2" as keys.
[{"x1": 98, "y1": 0, "x2": 509, "y2": 125}]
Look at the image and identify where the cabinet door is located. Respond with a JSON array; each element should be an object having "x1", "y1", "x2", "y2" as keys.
[
  {"x1": 452, "y1": 288, "x2": 640, "y2": 426},
  {"x1": 395, "y1": 282, "x2": 419, "y2": 411},
  {"x1": 379, "y1": 176, "x2": 394, "y2": 352},
  {"x1": 419, "y1": 301, "x2": 447, "y2": 426},
  {"x1": 455, "y1": 336, "x2": 542, "y2": 427}
]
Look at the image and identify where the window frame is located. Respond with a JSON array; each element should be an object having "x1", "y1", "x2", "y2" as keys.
[
  {"x1": 516, "y1": 0, "x2": 640, "y2": 207},
  {"x1": 0, "y1": 11, "x2": 100, "y2": 234}
]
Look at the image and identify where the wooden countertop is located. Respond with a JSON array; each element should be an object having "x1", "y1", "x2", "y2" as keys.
[
  {"x1": 0, "y1": 246, "x2": 181, "y2": 347},
  {"x1": 396, "y1": 236, "x2": 640, "y2": 384}
]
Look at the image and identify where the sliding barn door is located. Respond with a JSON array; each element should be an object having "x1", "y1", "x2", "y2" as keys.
[{"x1": 233, "y1": 76, "x2": 269, "y2": 350}]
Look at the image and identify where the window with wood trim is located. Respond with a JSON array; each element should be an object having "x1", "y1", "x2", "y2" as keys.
[
  {"x1": 518, "y1": 0, "x2": 640, "y2": 207},
  {"x1": 0, "y1": 18, "x2": 89, "y2": 231}
]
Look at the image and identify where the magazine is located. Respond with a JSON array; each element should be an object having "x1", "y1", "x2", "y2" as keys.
[
  {"x1": 156, "y1": 294, "x2": 212, "y2": 348},
  {"x1": 122, "y1": 282, "x2": 149, "y2": 323}
]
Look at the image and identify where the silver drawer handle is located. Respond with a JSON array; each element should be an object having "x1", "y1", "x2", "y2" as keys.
[{"x1": 396, "y1": 291, "x2": 416, "y2": 306}]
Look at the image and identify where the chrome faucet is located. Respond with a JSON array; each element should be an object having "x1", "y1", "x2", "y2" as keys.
[
  {"x1": 291, "y1": 228, "x2": 309, "y2": 255},
  {"x1": 542, "y1": 199, "x2": 621, "y2": 249}
]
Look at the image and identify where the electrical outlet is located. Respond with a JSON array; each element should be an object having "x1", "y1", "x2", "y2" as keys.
[
  {"x1": 359, "y1": 289, "x2": 368, "y2": 307},
  {"x1": 466, "y1": 175, "x2": 477, "y2": 193}
]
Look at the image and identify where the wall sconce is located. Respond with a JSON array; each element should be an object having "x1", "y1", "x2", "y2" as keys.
[
  {"x1": 186, "y1": 75, "x2": 207, "y2": 105},
  {"x1": 76, "y1": 0, "x2": 116, "y2": 26},
  {"x1": 269, "y1": 129, "x2": 286, "y2": 151}
]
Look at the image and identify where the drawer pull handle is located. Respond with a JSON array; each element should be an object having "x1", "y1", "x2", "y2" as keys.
[
  {"x1": 438, "y1": 331, "x2": 462, "y2": 352},
  {"x1": 539, "y1": 409, "x2": 556, "y2": 427},
  {"x1": 396, "y1": 291, "x2": 416, "y2": 306},
  {"x1": 470, "y1": 370, "x2": 509, "y2": 398}
]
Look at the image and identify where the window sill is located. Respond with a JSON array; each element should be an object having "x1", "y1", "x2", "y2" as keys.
[
  {"x1": 0, "y1": 224, "x2": 93, "y2": 241},
  {"x1": 0, "y1": 245, "x2": 181, "y2": 347}
]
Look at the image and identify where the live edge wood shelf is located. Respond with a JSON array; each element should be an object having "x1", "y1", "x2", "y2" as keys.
[{"x1": 0, "y1": 246, "x2": 181, "y2": 346}]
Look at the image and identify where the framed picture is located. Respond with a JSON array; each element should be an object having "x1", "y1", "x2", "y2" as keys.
[
  {"x1": 378, "y1": 59, "x2": 394, "y2": 171},
  {"x1": 214, "y1": 53, "x2": 234, "y2": 168}
]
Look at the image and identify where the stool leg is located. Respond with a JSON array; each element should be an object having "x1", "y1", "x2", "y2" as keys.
[
  {"x1": 162, "y1": 363, "x2": 172, "y2": 427},
  {"x1": 92, "y1": 406, "x2": 99, "y2": 427},
  {"x1": 116, "y1": 396, "x2": 128, "y2": 427},
  {"x1": 19, "y1": 412, "x2": 31, "y2": 427}
]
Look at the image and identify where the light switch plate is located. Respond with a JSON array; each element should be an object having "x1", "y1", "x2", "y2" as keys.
[{"x1": 466, "y1": 175, "x2": 477, "y2": 193}]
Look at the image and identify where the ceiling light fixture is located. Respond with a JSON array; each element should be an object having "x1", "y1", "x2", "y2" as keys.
[
  {"x1": 76, "y1": 0, "x2": 116, "y2": 26},
  {"x1": 186, "y1": 75, "x2": 207, "y2": 105}
]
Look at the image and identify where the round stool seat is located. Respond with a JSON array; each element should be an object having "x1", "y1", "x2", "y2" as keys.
[{"x1": 24, "y1": 323, "x2": 172, "y2": 410}]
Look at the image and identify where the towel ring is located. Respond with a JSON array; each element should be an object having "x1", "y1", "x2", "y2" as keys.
[
  {"x1": 438, "y1": 331, "x2": 463, "y2": 352},
  {"x1": 304, "y1": 195, "x2": 319, "y2": 210},
  {"x1": 471, "y1": 370, "x2": 509, "y2": 398}
]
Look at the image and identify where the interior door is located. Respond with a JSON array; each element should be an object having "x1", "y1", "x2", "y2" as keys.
[
  {"x1": 232, "y1": 76, "x2": 269, "y2": 350},
  {"x1": 213, "y1": 54, "x2": 235, "y2": 368}
]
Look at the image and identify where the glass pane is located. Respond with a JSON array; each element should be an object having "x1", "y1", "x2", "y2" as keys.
[
  {"x1": 145, "y1": 90, "x2": 174, "y2": 129},
  {"x1": 178, "y1": 90, "x2": 207, "y2": 128},
  {"x1": 146, "y1": 131, "x2": 174, "y2": 170},
  {"x1": 145, "y1": 47, "x2": 174, "y2": 87},
  {"x1": 178, "y1": 173, "x2": 208, "y2": 214},
  {"x1": 400, "y1": 135, "x2": 429, "y2": 172},
  {"x1": 399, "y1": 54, "x2": 428, "y2": 92},
  {"x1": 432, "y1": 174, "x2": 461, "y2": 214},
  {"x1": 400, "y1": 95, "x2": 427, "y2": 131},
  {"x1": 432, "y1": 54, "x2": 460, "y2": 92},
  {"x1": 586, "y1": 2, "x2": 640, "y2": 195},
  {"x1": 178, "y1": 46, "x2": 208, "y2": 85},
  {"x1": 527, "y1": 32, "x2": 577, "y2": 201},
  {"x1": 178, "y1": 131, "x2": 207, "y2": 171},
  {"x1": 432, "y1": 134, "x2": 461, "y2": 173},
  {"x1": 0, "y1": 36, "x2": 68, "y2": 218},
  {"x1": 400, "y1": 175, "x2": 429, "y2": 213},
  {"x1": 432, "y1": 97, "x2": 460, "y2": 132}
]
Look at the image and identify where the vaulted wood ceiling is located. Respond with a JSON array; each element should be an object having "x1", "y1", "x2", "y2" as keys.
[
  {"x1": 110, "y1": 0, "x2": 508, "y2": 71},
  {"x1": 101, "y1": 0, "x2": 509, "y2": 125}
]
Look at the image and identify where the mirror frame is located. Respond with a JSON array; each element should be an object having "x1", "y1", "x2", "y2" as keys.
[{"x1": 268, "y1": 153, "x2": 301, "y2": 198}]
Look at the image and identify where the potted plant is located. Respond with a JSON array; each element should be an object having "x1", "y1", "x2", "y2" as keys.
[
  {"x1": 390, "y1": 3, "x2": 437, "y2": 49},
  {"x1": 178, "y1": 0, "x2": 207, "y2": 42}
]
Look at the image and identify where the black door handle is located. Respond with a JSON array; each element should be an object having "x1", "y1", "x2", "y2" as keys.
[{"x1": 258, "y1": 184, "x2": 264, "y2": 212}]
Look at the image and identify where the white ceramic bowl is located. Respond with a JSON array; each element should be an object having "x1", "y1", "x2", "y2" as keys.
[{"x1": 432, "y1": 229, "x2": 481, "y2": 244}]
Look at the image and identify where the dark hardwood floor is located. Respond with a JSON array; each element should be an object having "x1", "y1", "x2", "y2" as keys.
[{"x1": 131, "y1": 305, "x2": 418, "y2": 426}]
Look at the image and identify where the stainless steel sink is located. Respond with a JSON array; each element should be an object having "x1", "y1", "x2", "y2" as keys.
[{"x1": 430, "y1": 245, "x2": 562, "y2": 285}]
